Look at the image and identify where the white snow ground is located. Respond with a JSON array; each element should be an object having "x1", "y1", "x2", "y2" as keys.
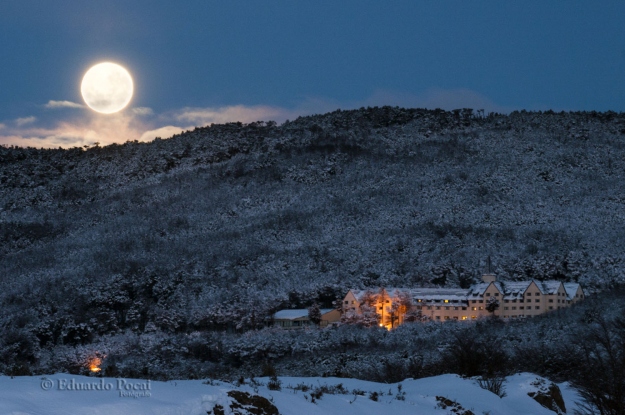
[{"x1": 0, "y1": 372, "x2": 583, "y2": 415}]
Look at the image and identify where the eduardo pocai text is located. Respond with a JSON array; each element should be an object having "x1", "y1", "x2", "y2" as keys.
[{"x1": 40, "y1": 377, "x2": 151, "y2": 398}]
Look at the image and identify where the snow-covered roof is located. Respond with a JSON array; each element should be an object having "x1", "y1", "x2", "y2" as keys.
[
  {"x1": 467, "y1": 282, "x2": 504, "y2": 296},
  {"x1": 345, "y1": 280, "x2": 583, "y2": 303},
  {"x1": 537, "y1": 281, "x2": 562, "y2": 295},
  {"x1": 273, "y1": 309, "x2": 334, "y2": 320},
  {"x1": 563, "y1": 283, "x2": 581, "y2": 299},
  {"x1": 348, "y1": 288, "x2": 385, "y2": 302},
  {"x1": 499, "y1": 281, "x2": 530, "y2": 298},
  {"x1": 409, "y1": 288, "x2": 469, "y2": 302}
]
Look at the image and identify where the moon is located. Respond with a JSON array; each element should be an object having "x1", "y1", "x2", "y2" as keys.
[{"x1": 81, "y1": 62, "x2": 133, "y2": 114}]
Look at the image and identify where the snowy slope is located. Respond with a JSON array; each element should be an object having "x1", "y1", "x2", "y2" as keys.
[{"x1": 0, "y1": 373, "x2": 583, "y2": 415}]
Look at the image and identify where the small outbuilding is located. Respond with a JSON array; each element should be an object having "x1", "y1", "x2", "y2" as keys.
[{"x1": 273, "y1": 308, "x2": 341, "y2": 329}]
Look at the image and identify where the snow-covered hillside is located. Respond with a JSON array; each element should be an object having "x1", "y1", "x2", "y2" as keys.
[
  {"x1": 0, "y1": 373, "x2": 582, "y2": 415},
  {"x1": 2, "y1": 107, "x2": 625, "y2": 394}
]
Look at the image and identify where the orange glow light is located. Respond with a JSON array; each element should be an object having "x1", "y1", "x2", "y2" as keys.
[{"x1": 88, "y1": 357, "x2": 102, "y2": 373}]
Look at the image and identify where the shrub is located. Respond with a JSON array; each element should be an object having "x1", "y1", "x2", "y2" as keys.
[{"x1": 267, "y1": 374, "x2": 282, "y2": 391}]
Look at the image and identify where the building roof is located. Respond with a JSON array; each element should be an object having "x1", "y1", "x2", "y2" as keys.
[
  {"x1": 347, "y1": 289, "x2": 384, "y2": 302},
  {"x1": 467, "y1": 282, "x2": 504, "y2": 296},
  {"x1": 536, "y1": 281, "x2": 563, "y2": 295},
  {"x1": 345, "y1": 279, "x2": 583, "y2": 304},
  {"x1": 273, "y1": 309, "x2": 334, "y2": 320},
  {"x1": 408, "y1": 288, "x2": 469, "y2": 302},
  {"x1": 563, "y1": 283, "x2": 582, "y2": 299},
  {"x1": 498, "y1": 281, "x2": 531, "y2": 299}
]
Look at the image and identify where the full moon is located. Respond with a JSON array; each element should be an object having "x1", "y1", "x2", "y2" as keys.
[{"x1": 81, "y1": 62, "x2": 133, "y2": 114}]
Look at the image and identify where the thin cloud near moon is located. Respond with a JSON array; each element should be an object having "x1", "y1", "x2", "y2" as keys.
[
  {"x1": 45, "y1": 100, "x2": 85, "y2": 109},
  {"x1": 0, "y1": 88, "x2": 508, "y2": 149}
]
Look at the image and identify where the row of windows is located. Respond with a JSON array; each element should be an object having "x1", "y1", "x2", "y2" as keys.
[
  {"x1": 416, "y1": 299, "x2": 463, "y2": 304},
  {"x1": 486, "y1": 292, "x2": 541, "y2": 297},
  {"x1": 345, "y1": 294, "x2": 579, "y2": 307},
  {"x1": 503, "y1": 306, "x2": 541, "y2": 310},
  {"x1": 434, "y1": 316, "x2": 474, "y2": 320},
  {"x1": 432, "y1": 315, "x2": 537, "y2": 320}
]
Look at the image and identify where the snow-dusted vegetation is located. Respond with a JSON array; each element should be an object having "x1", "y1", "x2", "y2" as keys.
[{"x1": 2, "y1": 107, "x2": 625, "y2": 411}]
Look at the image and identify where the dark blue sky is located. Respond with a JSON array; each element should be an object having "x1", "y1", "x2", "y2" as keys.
[{"x1": 1, "y1": 1, "x2": 624, "y2": 147}]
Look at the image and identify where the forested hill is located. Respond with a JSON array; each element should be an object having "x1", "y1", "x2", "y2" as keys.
[{"x1": 1, "y1": 107, "x2": 625, "y2": 337}]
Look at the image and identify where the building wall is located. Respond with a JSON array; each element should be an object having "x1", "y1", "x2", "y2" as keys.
[
  {"x1": 320, "y1": 309, "x2": 342, "y2": 326},
  {"x1": 343, "y1": 280, "x2": 584, "y2": 327}
]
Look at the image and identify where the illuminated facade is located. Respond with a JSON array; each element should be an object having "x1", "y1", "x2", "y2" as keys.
[{"x1": 342, "y1": 274, "x2": 584, "y2": 328}]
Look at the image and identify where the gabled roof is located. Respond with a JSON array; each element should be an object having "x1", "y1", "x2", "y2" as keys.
[
  {"x1": 273, "y1": 309, "x2": 334, "y2": 320},
  {"x1": 536, "y1": 281, "x2": 563, "y2": 295},
  {"x1": 498, "y1": 281, "x2": 531, "y2": 299},
  {"x1": 563, "y1": 283, "x2": 582, "y2": 299},
  {"x1": 347, "y1": 289, "x2": 383, "y2": 302},
  {"x1": 467, "y1": 282, "x2": 504, "y2": 296}
]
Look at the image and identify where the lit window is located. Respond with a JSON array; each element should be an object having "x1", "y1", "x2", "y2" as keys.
[
  {"x1": 479, "y1": 307, "x2": 483, "y2": 310},
  {"x1": 471, "y1": 307, "x2": 477, "y2": 311},
  {"x1": 444, "y1": 299, "x2": 449, "y2": 303},
  {"x1": 461, "y1": 316, "x2": 467, "y2": 320}
]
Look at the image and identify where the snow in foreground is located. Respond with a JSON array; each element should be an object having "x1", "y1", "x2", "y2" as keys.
[{"x1": 0, "y1": 372, "x2": 583, "y2": 415}]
